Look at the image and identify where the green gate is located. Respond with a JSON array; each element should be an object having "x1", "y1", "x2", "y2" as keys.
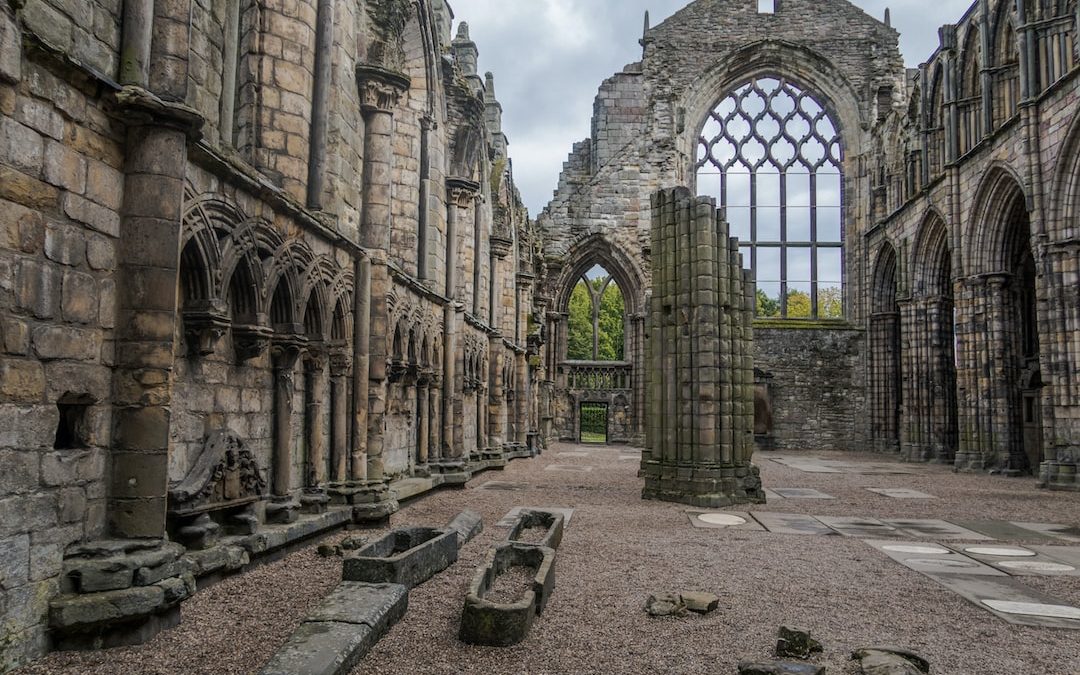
[{"x1": 579, "y1": 403, "x2": 608, "y2": 444}]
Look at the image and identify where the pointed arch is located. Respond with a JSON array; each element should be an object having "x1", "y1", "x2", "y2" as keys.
[
  {"x1": 967, "y1": 163, "x2": 1030, "y2": 275},
  {"x1": 912, "y1": 211, "x2": 953, "y2": 298},
  {"x1": 871, "y1": 242, "x2": 899, "y2": 313}
]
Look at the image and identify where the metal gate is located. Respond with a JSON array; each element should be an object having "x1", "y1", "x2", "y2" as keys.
[{"x1": 579, "y1": 403, "x2": 608, "y2": 444}]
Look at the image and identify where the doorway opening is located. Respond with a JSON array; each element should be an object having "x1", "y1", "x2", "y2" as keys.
[{"x1": 579, "y1": 403, "x2": 609, "y2": 444}]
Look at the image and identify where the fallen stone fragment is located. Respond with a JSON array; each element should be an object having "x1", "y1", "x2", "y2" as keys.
[
  {"x1": 852, "y1": 647, "x2": 930, "y2": 675},
  {"x1": 317, "y1": 544, "x2": 342, "y2": 558},
  {"x1": 776, "y1": 625, "x2": 824, "y2": 659},
  {"x1": 447, "y1": 510, "x2": 484, "y2": 547},
  {"x1": 340, "y1": 535, "x2": 369, "y2": 551},
  {"x1": 645, "y1": 593, "x2": 687, "y2": 617},
  {"x1": 738, "y1": 661, "x2": 826, "y2": 675},
  {"x1": 681, "y1": 591, "x2": 720, "y2": 614}
]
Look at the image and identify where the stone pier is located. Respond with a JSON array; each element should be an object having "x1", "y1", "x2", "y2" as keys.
[{"x1": 641, "y1": 188, "x2": 765, "y2": 508}]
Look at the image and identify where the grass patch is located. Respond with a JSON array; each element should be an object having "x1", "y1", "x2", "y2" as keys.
[{"x1": 581, "y1": 431, "x2": 607, "y2": 444}]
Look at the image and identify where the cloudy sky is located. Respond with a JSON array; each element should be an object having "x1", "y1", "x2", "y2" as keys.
[{"x1": 449, "y1": 0, "x2": 974, "y2": 216}]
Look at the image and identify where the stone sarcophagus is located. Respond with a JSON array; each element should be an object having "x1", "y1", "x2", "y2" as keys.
[
  {"x1": 168, "y1": 431, "x2": 268, "y2": 549},
  {"x1": 458, "y1": 544, "x2": 556, "y2": 647},
  {"x1": 342, "y1": 527, "x2": 458, "y2": 589}
]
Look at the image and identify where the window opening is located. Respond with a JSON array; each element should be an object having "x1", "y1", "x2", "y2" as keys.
[
  {"x1": 758, "y1": 0, "x2": 776, "y2": 13},
  {"x1": 697, "y1": 76, "x2": 844, "y2": 319},
  {"x1": 54, "y1": 395, "x2": 92, "y2": 449},
  {"x1": 567, "y1": 265, "x2": 625, "y2": 361}
]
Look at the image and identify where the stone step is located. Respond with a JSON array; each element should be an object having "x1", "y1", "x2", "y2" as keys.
[{"x1": 259, "y1": 582, "x2": 408, "y2": 675}]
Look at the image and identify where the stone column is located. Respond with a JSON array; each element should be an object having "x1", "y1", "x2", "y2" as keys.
[
  {"x1": 329, "y1": 350, "x2": 351, "y2": 484},
  {"x1": 306, "y1": 0, "x2": 335, "y2": 209},
  {"x1": 516, "y1": 350, "x2": 528, "y2": 446},
  {"x1": 631, "y1": 313, "x2": 647, "y2": 443},
  {"x1": 417, "y1": 376, "x2": 430, "y2": 468},
  {"x1": 429, "y1": 376, "x2": 442, "y2": 461},
  {"x1": 301, "y1": 351, "x2": 329, "y2": 513},
  {"x1": 268, "y1": 345, "x2": 301, "y2": 524},
  {"x1": 441, "y1": 179, "x2": 479, "y2": 471},
  {"x1": 109, "y1": 93, "x2": 202, "y2": 538},
  {"x1": 488, "y1": 339, "x2": 506, "y2": 452}
]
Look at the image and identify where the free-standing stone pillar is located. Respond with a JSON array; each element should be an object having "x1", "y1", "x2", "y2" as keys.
[{"x1": 642, "y1": 188, "x2": 765, "y2": 507}]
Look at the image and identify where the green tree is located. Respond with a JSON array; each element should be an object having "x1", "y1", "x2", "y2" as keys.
[
  {"x1": 786, "y1": 289, "x2": 812, "y2": 318},
  {"x1": 756, "y1": 288, "x2": 780, "y2": 317},
  {"x1": 597, "y1": 281, "x2": 625, "y2": 360},
  {"x1": 818, "y1": 286, "x2": 843, "y2": 319},
  {"x1": 567, "y1": 280, "x2": 592, "y2": 360}
]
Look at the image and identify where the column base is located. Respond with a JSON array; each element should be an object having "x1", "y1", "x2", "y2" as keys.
[
  {"x1": 1039, "y1": 461, "x2": 1079, "y2": 491},
  {"x1": 266, "y1": 497, "x2": 300, "y2": 525},
  {"x1": 640, "y1": 462, "x2": 768, "y2": 508},
  {"x1": 300, "y1": 488, "x2": 330, "y2": 514}
]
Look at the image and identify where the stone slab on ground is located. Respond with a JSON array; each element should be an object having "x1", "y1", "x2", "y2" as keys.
[
  {"x1": 769, "y1": 488, "x2": 835, "y2": 499},
  {"x1": 769, "y1": 457, "x2": 841, "y2": 473},
  {"x1": 952, "y1": 544, "x2": 1080, "y2": 576},
  {"x1": 882, "y1": 519, "x2": 992, "y2": 541},
  {"x1": 556, "y1": 451, "x2": 591, "y2": 458},
  {"x1": 543, "y1": 464, "x2": 594, "y2": 473},
  {"x1": 259, "y1": 582, "x2": 408, "y2": 675},
  {"x1": 738, "y1": 661, "x2": 825, "y2": 675},
  {"x1": 446, "y1": 511, "x2": 483, "y2": 547},
  {"x1": 866, "y1": 488, "x2": 935, "y2": 499},
  {"x1": 750, "y1": 512, "x2": 839, "y2": 536},
  {"x1": 686, "y1": 511, "x2": 766, "y2": 531},
  {"x1": 1030, "y1": 545, "x2": 1080, "y2": 568},
  {"x1": 926, "y1": 573, "x2": 1080, "y2": 629},
  {"x1": 496, "y1": 507, "x2": 575, "y2": 528},
  {"x1": 864, "y1": 539, "x2": 1005, "y2": 576},
  {"x1": 951, "y1": 520, "x2": 1065, "y2": 542},
  {"x1": 817, "y1": 516, "x2": 904, "y2": 538},
  {"x1": 474, "y1": 481, "x2": 528, "y2": 492},
  {"x1": 1010, "y1": 522, "x2": 1080, "y2": 543}
]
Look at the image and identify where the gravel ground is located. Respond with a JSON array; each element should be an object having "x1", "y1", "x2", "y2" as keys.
[{"x1": 20, "y1": 445, "x2": 1080, "y2": 675}]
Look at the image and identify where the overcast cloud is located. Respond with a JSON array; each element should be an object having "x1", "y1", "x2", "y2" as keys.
[{"x1": 449, "y1": 0, "x2": 974, "y2": 215}]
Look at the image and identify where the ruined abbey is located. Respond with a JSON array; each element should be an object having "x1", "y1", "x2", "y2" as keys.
[{"x1": 1, "y1": 0, "x2": 1078, "y2": 670}]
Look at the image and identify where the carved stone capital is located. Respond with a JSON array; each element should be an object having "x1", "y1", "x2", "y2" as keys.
[
  {"x1": 355, "y1": 65, "x2": 410, "y2": 114},
  {"x1": 233, "y1": 321, "x2": 273, "y2": 362},
  {"x1": 329, "y1": 349, "x2": 353, "y2": 377},
  {"x1": 447, "y1": 177, "x2": 481, "y2": 208},
  {"x1": 183, "y1": 299, "x2": 230, "y2": 357},
  {"x1": 113, "y1": 85, "x2": 205, "y2": 140},
  {"x1": 490, "y1": 235, "x2": 513, "y2": 260}
]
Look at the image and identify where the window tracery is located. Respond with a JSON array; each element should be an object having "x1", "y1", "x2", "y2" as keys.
[{"x1": 696, "y1": 76, "x2": 844, "y2": 319}]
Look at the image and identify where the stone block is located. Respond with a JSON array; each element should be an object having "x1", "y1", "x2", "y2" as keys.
[
  {"x1": 681, "y1": 591, "x2": 720, "y2": 614},
  {"x1": 0, "y1": 8, "x2": 20, "y2": 85},
  {"x1": 16, "y1": 259, "x2": 60, "y2": 319},
  {"x1": 459, "y1": 544, "x2": 556, "y2": 647},
  {"x1": 15, "y1": 97, "x2": 64, "y2": 141},
  {"x1": 0, "y1": 404, "x2": 58, "y2": 451},
  {"x1": 61, "y1": 270, "x2": 98, "y2": 324},
  {"x1": 84, "y1": 159, "x2": 123, "y2": 211},
  {"x1": 644, "y1": 592, "x2": 687, "y2": 617},
  {"x1": 43, "y1": 140, "x2": 87, "y2": 194},
  {"x1": 49, "y1": 585, "x2": 164, "y2": 630},
  {"x1": 0, "y1": 533, "x2": 30, "y2": 591},
  {"x1": 0, "y1": 117, "x2": 43, "y2": 174},
  {"x1": 0, "y1": 359, "x2": 45, "y2": 403},
  {"x1": 33, "y1": 325, "x2": 100, "y2": 361},
  {"x1": 44, "y1": 224, "x2": 87, "y2": 266},
  {"x1": 59, "y1": 487, "x2": 86, "y2": 523},
  {"x1": 0, "y1": 166, "x2": 60, "y2": 211},
  {"x1": 342, "y1": 527, "x2": 457, "y2": 589},
  {"x1": 85, "y1": 235, "x2": 115, "y2": 271},
  {"x1": 29, "y1": 542, "x2": 62, "y2": 582},
  {"x1": 851, "y1": 647, "x2": 930, "y2": 675},
  {"x1": 446, "y1": 510, "x2": 483, "y2": 547},
  {"x1": 0, "y1": 318, "x2": 30, "y2": 355},
  {"x1": 776, "y1": 626, "x2": 824, "y2": 659},
  {"x1": 63, "y1": 193, "x2": 120, "y2": 237}
]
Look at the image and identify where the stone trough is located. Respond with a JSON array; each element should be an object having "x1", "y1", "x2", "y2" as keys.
[
  {"x1": 459, "y1": 544, "x2": 556, "y2": 646},
  {"x1": 506, "y1": 509, "x2": 564, "y2": 549},
  {"x1": 342, "y1": 527, "x2": 457, "y2": 589}
]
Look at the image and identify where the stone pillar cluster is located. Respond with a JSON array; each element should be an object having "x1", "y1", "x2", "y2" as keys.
[{"x1": 642, "y1": 188, "x2": 765, "y2": 508}]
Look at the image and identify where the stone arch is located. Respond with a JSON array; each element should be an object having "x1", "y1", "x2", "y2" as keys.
[
  {"x1": 1048, "y1": 108, "x2": 1080, "y2": 240},
  {"x1": 967, "y1": 163, "x2": 1031, "y2": 274},
  {"x1": 991, "y1": 0, "x2": 1021, "y2": 126},
  {"x1": 681, "y1": 39, "x2": 866, "y2": 175},
  {"x1": 553, "y1": 235, "x2": 644, "y2": 316},
  {"x1": 958, "y1": 23, "x2": 984, "y2": 154},
  {"x1": 870, "y1": 242, "x2": 902, "y2": 453},
  {"x1": 912, "y1": 210, "x2": 952, "y2": 297}
]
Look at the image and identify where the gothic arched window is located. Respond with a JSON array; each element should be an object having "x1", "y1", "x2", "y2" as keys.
[
  {"x1": 566, "y1": 265, "x2": 625, "y2": 361},
  {"x1": 696, "y1": 76, "x2": 844, "y2": 319}
]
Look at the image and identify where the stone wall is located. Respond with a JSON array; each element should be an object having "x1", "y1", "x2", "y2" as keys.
[{"x1": 754, "y1": 325, "x2": 868, "y2": 452}]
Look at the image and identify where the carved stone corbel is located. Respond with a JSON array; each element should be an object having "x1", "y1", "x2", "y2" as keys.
[{"x1": 183, "y1": 299, "x2": 230, "y2": 357}]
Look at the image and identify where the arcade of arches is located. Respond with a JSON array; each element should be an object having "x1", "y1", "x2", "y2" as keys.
[{"x1": 2, "y1": 0, "x2": 1080, "y2": 667}]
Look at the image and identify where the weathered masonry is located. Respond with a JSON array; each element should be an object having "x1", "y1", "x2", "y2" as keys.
[
  {"x1": 536, "y1": 0, "x2": 1080, "y2": 490},
  {"x1": 0, "y1": 0, "x2": 543, "y2": 667}
]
